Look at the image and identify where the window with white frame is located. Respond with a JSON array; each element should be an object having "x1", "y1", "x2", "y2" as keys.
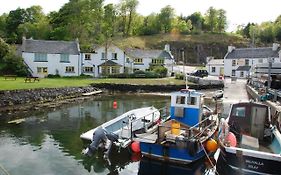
[
  {"x1": 232, "y1": 60, "x2": 236, "y2": 66},
  {"x1": 111, "y1": 67, "x2": 120, "y2": 74},
  {"x1": 232, "y1": 70, "x2": 236, "y2": 76},
  {"x1": 245, "y1": 59, "x2": 249, "y2": 66},
  {"x1": 85, "y1": 54, "x2": 91, "y2": 60},
  {"x1": 37, "y1": 67, "x2": 48, "y2": 74},
  {"x1": 101, "y1": 52, "x2": 105, "y2": 60},
  {"x1": 60, "y1": 54, "x2": 69, "y2": 62},
  {"x1": 134, "y1": 58, "x2": 143, "y2": 64},
  {"x1": 83, "y1": 67, "x2": 93, "y2": 73},
  {"x1": 112, "y1": 53, "x2": 117, "y2": 60},
  {"x1": 240, "y1": 71, "x2": 244, "y2": 77},
  {"x1": 34, "y1": 53, "x2": 47, "y2": 62},
  {"x1": 152, "y1": 59, "x2": 164, "y2": 64},
  {"x1": 211, "y1": 67, "x2": 216, "y2": 72},
  {"x1": 65, "y1": 66, "x2": 75, "y2": 73}
]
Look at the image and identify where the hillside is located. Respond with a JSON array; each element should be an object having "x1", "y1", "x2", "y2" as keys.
[{"x1": 113, "y1": 33, "x2": 249, "y2": 64}]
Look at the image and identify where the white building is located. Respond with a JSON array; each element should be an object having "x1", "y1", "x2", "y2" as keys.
[
  {"x1": 81, "y1": 44, "x2": 128, "y2": 77},
  {"x1": 125, "y1": 45, "x2": 174, "y2": 75},
  {"x1": 205, "y1": 57, "x2": 224, "y2": 76},
  {"x1": 224, "y1": 44, "x2": 281, "y2": 78},
  {"x1": 22, "y1": 37, "x2": 80, "y2": 77}
]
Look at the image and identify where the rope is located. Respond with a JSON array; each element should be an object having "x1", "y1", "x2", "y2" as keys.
[
  {"x1": 200, "y1": 142, "x2": 219, "y2": 175},
  {"x1": 0, "y1": 163, "x2": 10, "y2": 175}
]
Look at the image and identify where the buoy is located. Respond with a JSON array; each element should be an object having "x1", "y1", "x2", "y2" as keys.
[
  {"x1": 131, "y1": 152, "x2": 141, "y2": 162},
  {"x1": 225, "y1": 132, "x2": 237, "y2": 147},
  {"x1": 131, "y1": 141, "x2": 140, "y2": 153},
  {"x1": 171, "y1": 120, "x2": 180, "y2": 135},
  {"x1": 113, "y1": 101, "x2": 117, "y2": 109},
  {"x1": 205, "y1": 138, "x2": 218, "y2": 152}
]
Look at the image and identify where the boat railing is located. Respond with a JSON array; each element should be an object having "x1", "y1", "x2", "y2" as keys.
[{"x1": 157, "y1": 114, "x2": 217, "y2": 143}]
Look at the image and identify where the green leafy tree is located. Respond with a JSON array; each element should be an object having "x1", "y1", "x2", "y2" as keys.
[
  {"x1": 140, "y1": 13, "x2": 160, "y2": 35},
  {"x1": 158, "y1": 5, "x2": 175, "y2": 33},
  {"x1": 0, "y1": 14, "x2": 7, "y2": 38},
  {"x1": 125, "y1": 0, "x2": 138, "y2": 36},
  {"x1": 186, "y1": 12, "x2": 204, "y2": 32},
  {"x1": 205, "y1": 7, "x2": 217, "y2": 32},
  {"x1": 217, "y1": 9, "x2": 227, "y2": 32}
]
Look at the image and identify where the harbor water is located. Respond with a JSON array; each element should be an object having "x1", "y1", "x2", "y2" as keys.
[{"x1": 0, "y1": 87, "x2": 237, "y2": 175}]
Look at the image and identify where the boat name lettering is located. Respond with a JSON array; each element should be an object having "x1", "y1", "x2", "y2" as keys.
[{"x1": 245, "y1": 159, "x2": 264, "y2": 166}]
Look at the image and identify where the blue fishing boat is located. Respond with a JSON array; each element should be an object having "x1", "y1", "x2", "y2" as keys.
[{"x1": 138, "y1": 89, "x2": 219, "y2": 164}]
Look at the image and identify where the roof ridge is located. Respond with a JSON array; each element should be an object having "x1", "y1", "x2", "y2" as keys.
[{"x1": 26, "y1": 39, "x2": 76, "y2": 44}]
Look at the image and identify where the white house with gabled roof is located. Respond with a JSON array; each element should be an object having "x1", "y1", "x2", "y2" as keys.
[
  {"x1": 21, "y1": 37, "x2": 81, "y2": 77},
  {"x1": 125, "y1": 44, "x2": 174, "y2": 74},
  {"x1": 224, "y1": 43, "x2": 281, "y2": 78},
  {"x1": 81, "y1": 44, "x2": 128, "y2": 77}
]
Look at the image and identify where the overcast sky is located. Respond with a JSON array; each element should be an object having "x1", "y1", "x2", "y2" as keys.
[{"x1": 0, "y1": 0, "x2": 280, "y2": 32}]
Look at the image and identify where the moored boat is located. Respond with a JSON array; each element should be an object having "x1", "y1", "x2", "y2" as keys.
[
  {"x1": 80, "y1": 106, "x2": 165, "y2": 148},
  {"x1": 138, "y1": 89, "x2": 219, "y2": 164},
  {"x1": 219, "y1": 101, "x2": 281, "y2": 174}
]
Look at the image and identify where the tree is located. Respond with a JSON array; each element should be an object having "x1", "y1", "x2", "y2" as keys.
[
  {"x1": 125, "y1": 0, "x2": 138, "y2": 36},
  {"x1": 205, "y1": 7, "x2": 217, "y2": 32},
  {"x1": 0, "y1": 38, "x2": 27, "y2": 76},
  {"x1": 140, "y1": 13, "x2": 160, "y2": 35},
  {"x1": 5, "y1": 8, "x2": 28, "y2": 43},
  {"x1": 186, "y1": 12, "x2": 204, "y2": 32},
  {"x1": 0, "y1": 14, "x2": 7, "y2": 38},
  {"x1": 172, "y1": 18, "x2": 192, "y2": 34},
  {"x1": 217, "y1": 9, "x2": 227, "y2": 32},
  {"x1": 158, "y1": 5, "x2": 175, "y2": 33}
]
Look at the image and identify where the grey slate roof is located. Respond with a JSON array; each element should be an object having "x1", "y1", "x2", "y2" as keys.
[
  {"x1": 226, "y1": 47, "x2": 279, "y2": 59},
  {"x1": 207, "y1": 59, "x2": 224, "y2": 65},
  {"x1": 236, "y1": 66, "x2": 251, "y2": 71},
  {"x1": 98, "y1": 60, "x2": 121, "y2": 67},
  {"x1": 125, "y1": 48, "x2": 173, "y2": 59},
  {"x1": 22, "y1": 39, "x2": 80, "y2": 55}
]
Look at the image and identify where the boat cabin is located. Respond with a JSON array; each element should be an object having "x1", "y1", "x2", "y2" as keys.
[
  {"x1": 170, "y1": 89, "x2": 204, "y2": 127},
  {"x1": 228, "y1": 102, "x2": 270, "y2": 140}
]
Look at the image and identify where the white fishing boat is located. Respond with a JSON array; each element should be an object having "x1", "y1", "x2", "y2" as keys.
[{"x1": 80, "y1": 106, "x2": 163, "y2": 148}]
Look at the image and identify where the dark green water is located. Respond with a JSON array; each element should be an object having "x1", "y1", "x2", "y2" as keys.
[{"x1": 0, "y1": 93, "x2": 216, "y2": 175}]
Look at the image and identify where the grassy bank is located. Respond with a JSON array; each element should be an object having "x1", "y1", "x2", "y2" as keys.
[{"x1": 0, "y1": 77, "x2": 187, "y2": 90}]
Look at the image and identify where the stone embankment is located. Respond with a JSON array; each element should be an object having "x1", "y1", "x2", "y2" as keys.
[
  {"x1": 0, "y1": 86, "x2": 100, "y2": 113},
  {"x1": 91, "y1": 83, "x2": 224, "y2": 92}
]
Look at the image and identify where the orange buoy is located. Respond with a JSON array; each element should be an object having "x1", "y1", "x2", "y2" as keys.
[
  {"x1": 131, "y1": 141, "x2": 141, "y2": 153},
  {"x1": 226, "y1": 132, "x2": 237, "y2": 147},
  {"x1": 205, "y1": 138, "x2": 218, "y2": 152},
  {"x1": 113, "y1": 101, "x2": 117, "y2": 109},
  {"x1": 131, "y1": 152, "x2": 141, "y2": 162}
]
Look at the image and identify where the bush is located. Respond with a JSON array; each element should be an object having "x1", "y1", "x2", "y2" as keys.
[
  {"x1": 152, "y1": 66, "x2": 167, "y2": 77},
  {"x1": 175, "y1": 73, "x2": 184, "y2": 80},
  {"x1": 47, "y1": 74, "x2": 61, "y2": 78}
]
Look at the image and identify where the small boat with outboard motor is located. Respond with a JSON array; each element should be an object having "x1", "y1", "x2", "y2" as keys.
[
  {"x1": 138, "y1": 88, "x2": 219, "y2": 164},
  {"x1": 218, "y1": 101, "x2": 281, "y2": 174},
  {"x1": 80, "y1": 106, "x2": 169, "y2": 157}
]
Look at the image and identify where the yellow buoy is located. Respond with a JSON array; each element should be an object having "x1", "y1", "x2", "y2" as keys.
[
  {"x1": 205, "y1": 139, "x2": 218, "y2": 153},
  {"x1": 171, "y1": 120, "x2": 180, "y2": 135}
]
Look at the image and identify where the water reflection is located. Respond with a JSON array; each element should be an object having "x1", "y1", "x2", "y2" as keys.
[
  {"x1": 0, "y1": 93, "x2": 170, "y2": 175},
  {"x1": 138, "y1": 157, "x2": 211, "y2": 175}
]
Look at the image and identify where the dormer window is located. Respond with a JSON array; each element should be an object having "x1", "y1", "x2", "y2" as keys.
[{"x1": 85, "y1": 54, "x2": 91, "y2": 60}]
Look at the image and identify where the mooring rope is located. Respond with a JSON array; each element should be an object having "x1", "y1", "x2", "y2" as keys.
[
  {"x1": 200, "y1": 142, "x2": 219, "y2": 175},
  {"x1": 0, "y1": 163, "x2": 10, "y2": 175}
]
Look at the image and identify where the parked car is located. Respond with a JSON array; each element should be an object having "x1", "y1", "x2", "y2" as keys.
[{"x1": 189, "y1": 69, "x2": 208, "y2": 78}]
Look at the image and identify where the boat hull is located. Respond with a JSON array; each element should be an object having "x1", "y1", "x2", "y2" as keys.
[
  {"x1": 140, "y1": 142, "x2": 206, "y2": 164},
  {"x1": 220, "y1": 145, "x2": 281, "y2": 175}
]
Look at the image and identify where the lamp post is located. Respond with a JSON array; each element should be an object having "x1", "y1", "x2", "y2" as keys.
[
  {"x1": 181, "y1": 48, "x2": 185, "y2": 76},
  {"x1": 267, "y1": 57, "x2": 273, "y2": 92}
]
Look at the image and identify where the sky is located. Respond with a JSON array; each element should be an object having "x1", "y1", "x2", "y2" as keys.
[{"x1": 0, "y1": 0, "x2": 280, "y2": 32}]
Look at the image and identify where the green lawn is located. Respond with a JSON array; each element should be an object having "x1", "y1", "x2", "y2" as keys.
[{"x1": 0, "y1": 77, "x2": 188, "y2": 90}]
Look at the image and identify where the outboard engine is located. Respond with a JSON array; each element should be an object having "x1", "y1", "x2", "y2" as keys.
[{"x1": 82, "y1": 127, "x2": 119, "y2": 158}]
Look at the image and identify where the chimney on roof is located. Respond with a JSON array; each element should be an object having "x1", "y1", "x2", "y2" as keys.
[
  {"x1": 272, "y1": 43, "x2": 280, "y2": 51},
  {"x1": 164, "y1": 44, "x2": 170, "y2": 53},
  {"x1": 22, "y1": 36, "x2": 26, "y2": 52},
  {"x1": 206, "y1": 56, "x2": 214, "y2": 63},
  {"x1": 228, "y1": 46, "x2": 235, "y2": 53}
]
